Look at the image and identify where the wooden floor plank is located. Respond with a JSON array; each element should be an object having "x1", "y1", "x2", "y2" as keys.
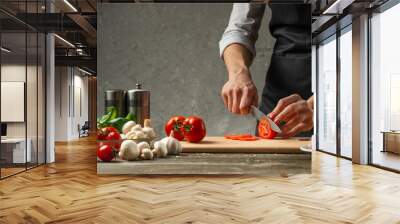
[{"x1": 0, "y1": 136, "x2": 399, "y2": 223}]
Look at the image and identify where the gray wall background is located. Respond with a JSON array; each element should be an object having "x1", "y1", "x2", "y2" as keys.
[{"x1": 98, "y1": 3, "x2": 275, "y2": 137}]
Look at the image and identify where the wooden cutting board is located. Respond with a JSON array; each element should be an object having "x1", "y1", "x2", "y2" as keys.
[{"x1": 181, "y1": 136, "x2": 311, "y2": 153}]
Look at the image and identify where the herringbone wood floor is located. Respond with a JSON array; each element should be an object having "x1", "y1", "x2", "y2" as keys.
[{"x1": 1, "y1": 136, "x2": 400, "y2": 224}]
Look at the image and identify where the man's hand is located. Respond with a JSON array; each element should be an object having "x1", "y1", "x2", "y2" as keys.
[
  {"x1": 270, "y1": 94, "x2": 313, "y2": 137},
  {"x1": 221, "y1": 69, "x2": 258, "y2": 114},
  {"x1": 221, "y1": 44, "x2": 257, "y2": 115}
]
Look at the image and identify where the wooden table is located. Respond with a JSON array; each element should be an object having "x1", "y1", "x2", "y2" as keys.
[{"x1": 97, "y1": 137, "x2": 311, "y2": 176}]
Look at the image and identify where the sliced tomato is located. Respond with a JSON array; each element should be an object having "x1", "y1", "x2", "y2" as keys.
[
  {"x1": 258, "y1": 117, "x2": 277, "y2": 139},
  {"x1": 238, "y1": 136, "x2": 259, "y2": 141},
  {"x1": 225, "y1": 134, "x2": 259, "y2": 141}
]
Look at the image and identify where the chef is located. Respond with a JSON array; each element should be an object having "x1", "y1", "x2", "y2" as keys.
[{"x1": 220, "y1": 2, "x2": 314, "y2": 137}]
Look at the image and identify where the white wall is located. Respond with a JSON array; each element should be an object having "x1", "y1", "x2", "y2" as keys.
[{"x1": 54, "y1": 67, "x2": 89, "y2": 141}]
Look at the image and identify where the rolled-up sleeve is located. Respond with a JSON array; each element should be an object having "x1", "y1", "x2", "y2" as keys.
[{"x1": 219, "y1": 3, "x2": 266, "y2": 58}]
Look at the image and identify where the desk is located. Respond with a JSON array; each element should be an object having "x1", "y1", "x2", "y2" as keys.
[
  {"x1": 1, "y1": 138, "x2": 31, "y2": 164},
  {"x1": 382, "y1": 131, "x2": 400, "y2": 154}
]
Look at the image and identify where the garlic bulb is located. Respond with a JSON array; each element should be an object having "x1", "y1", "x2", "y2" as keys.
[
  {"x1": 137, "y1": 141, "x2": 150, "y2": 153},
  {"x1": 131, "y1": 124, "x2": 142, "y2": 132},
  {"x1": 118, "y1": 140, "x2": 139, "y2": 161},
  {"x1": 122, "y1": 121, "x2": 136, "y2": 134},
  {"x1": 141, "y1": 148, "x2": 153, "y2": 160},
  {"x1": 153, "y1": 141, "x2": 168, "y2": 158},
  {"x1": 161, "y1": 136, "x2": 182, "y2": 155},
  {"x1": 142, "y1": 127, "x2": 156, "y2": 139}
]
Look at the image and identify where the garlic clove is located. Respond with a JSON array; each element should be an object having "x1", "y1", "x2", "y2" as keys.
[
  {"x1": 141, "y1": 148, "x2": 153, "y2": 160},
  {"x1": 134, "y1": 131, "x2": 145, "y2": 139},
  {"x1": 137, "y1": 141, "x2": 150, "y2": 153},
  {"x1": 131, "y1": 124, "x2": 142, "y2": 132}
]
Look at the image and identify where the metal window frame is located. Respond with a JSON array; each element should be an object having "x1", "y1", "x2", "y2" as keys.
[{"x1": 314, "y1": 17, "x2": 353, "y2": 161}]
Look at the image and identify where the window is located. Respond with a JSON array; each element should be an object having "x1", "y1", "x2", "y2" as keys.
[
  {"x1": 370, "y1": 2, "x2": 400, "y2": 171},
  {"x1": 339, "y1": 27, "x2": 352, "y2": 158},
  {"x1": 317, "y1": 35, "x2": 337, "y2": 154}
]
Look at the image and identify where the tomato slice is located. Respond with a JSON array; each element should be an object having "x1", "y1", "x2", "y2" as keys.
[
  {"x1": 238, "y1": 136, "x2": 259, "y2": 141},
  {"x1": 258, "y1": 117, "x2": 277, "y2": 139},
  {"x1": 225, "y1": 134, "x2": 259, "y2": 141}
]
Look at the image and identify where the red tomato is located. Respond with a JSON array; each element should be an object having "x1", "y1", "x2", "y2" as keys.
[
  {"x1": 183, "y1": 116, "x2": 206, "y2": 143},
  {"x1": 105, "y1": 131, "x2": 121, "y2": 151},
  {"x1": 165, "y1": 116, "x2": 186, "y2": 141},
  {"x1": 258, "y1": 117, "x2": 277, "y2": 139},
  {"x1": 97, "y1": 127, "x2": 118, "y2": 140},
  {"x1": 97, "y1": 144, "x2": 115, "y2": 162}
]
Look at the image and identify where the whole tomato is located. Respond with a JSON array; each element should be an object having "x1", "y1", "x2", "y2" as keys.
[
  {"x1": 258, "y1": 117, "x2": 277, "y2": 139},
  {"x1": 105, "y1": 131, "x2": 121, "y2": 151},
  {"x1": 97, "y1": 144, "x2": 115, "y2": 162},
  {"x1": 165, "y1": 116, "x2": 186, "y2": 141},
  {"x1": 183, "y1": 116, "x2": 206, "y2": 143},
  {"x1": 97, "y1": 127, "x2": 118, "y2": 140}
]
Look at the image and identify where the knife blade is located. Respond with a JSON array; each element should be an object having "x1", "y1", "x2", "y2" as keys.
[{"x1": 250, "y1": 106, "x2": 282, "y2": 133}]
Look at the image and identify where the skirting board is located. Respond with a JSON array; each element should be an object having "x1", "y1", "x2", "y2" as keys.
[{"x1": 97, "y1": 153, "x2": 311, "y2": 176}]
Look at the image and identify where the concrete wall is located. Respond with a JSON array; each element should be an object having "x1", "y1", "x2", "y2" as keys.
[{"x1": 98, "y1": 3, "x2": 275, "y2": 136}]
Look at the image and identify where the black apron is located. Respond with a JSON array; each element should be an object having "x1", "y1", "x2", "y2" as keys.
[{"x1": 258, "y1": 3, "x2": 313, "y2": 137}]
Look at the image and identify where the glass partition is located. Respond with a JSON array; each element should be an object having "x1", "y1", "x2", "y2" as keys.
[
  {"x1": 370, "y1": 3, "x2": 400, "y2": 171},
  {"x1": 1, "y1": 31, "x2": 28, "y2": 177},
  {"x1": 0, "y1": 1, "x2": 46, "y2": 179},
  {"x1": 317, "y1": 35, "x2": 337, "y2": 154}
]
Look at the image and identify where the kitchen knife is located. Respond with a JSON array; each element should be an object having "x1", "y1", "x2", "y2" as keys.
[{"x1": 250, "y1": 105, "x2": 282, "y2": 133}]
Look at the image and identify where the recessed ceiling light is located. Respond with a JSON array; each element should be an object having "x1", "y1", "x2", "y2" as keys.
[
  {"x1": 1, "y1": 47, "x2": 11, "y2": 53},
  {"x1": 63, "y1": 0, "x2": 78, "y2": 12},
  {"x1": 323, "y1": 0, "x2": 354, "y2": 15},
  {"x1": 78, "y1": 67, "x2": 93, "y2": 76},
  {"x1": 54, "y1": 34, "x2": 75, "y2": 48}
]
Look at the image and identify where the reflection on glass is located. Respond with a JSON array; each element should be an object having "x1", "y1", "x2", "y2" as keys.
[
  {"x1": 1, "y1": 31, "x2": 28, "y2": 177},
  {"x1": 27, "y1": 31, "x2": 39, "y2": 169},
  {"x1": 339, "y1": 29, "x2": 352, "y2": 158},
  {"x1": 317, "y1": 37, "x2": 337, "y2": 154},
  {"x1": 371, "y1": 3, "x2": 400, "y2": 171}
]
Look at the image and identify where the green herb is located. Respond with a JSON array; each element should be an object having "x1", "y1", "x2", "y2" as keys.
[
  {"x1": 108, "y1": 117, "x2": 128, "y2": 133},
  {"x1": 125, "y1": 112, "x2": 136, "y2": 122}
]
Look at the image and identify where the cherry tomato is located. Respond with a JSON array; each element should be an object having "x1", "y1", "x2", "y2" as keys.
[
  {"x1": 165, "y1": 116, "x2": 186, "y2": 141},
  {"x1": 97, "y1": 127, "x2": 119, "y2": 140},
  {"x1": 97, "y1": 144, "x2": 115, "y2": 162},
  {"x1": 258, "y1": 117, "x2": 277, "y2": 139},
  {"x1": 97, "y1": 141, "x2": 112, "y2": 148},
  {"x1": 183, "y1": 116, "x2": 206, "y2": 143},
  {"x1": 105, "y1": 131, "x2": 121, "y2": 151}
]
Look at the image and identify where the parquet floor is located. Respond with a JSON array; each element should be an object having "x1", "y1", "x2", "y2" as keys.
[{"x1": 1, "y1": 136, "x2": 400, "y2": 224}]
